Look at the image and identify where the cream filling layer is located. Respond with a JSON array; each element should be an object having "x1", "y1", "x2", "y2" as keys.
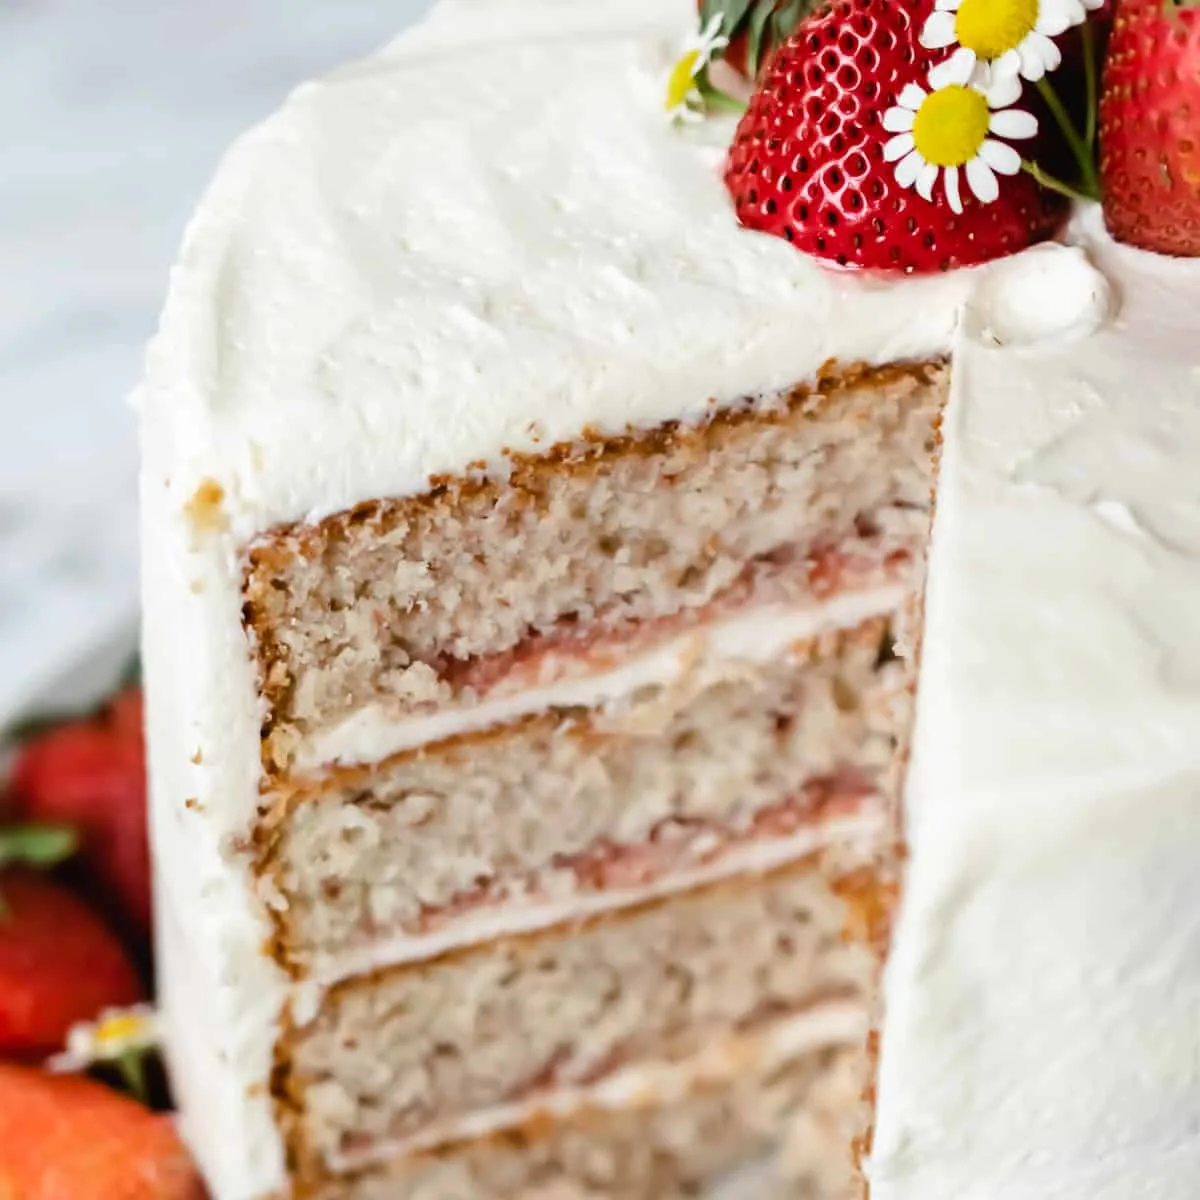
[
  {"x1": 328, "y1": 1000, "x2": 867, "y2": 1174},
  {"x1": 294, "y1": 584, "x2": 909, "y2": 775},
  {"x1": 292, "y1": 809, "x2": 889, "y2": 989}
]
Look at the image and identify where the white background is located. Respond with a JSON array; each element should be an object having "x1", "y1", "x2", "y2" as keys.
[{"x1": 0, "y1": 0, "x2": 433, "y2": 723}]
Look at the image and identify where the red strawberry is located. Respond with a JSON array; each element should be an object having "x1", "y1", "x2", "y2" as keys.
[
  {"x1": 0, "y1": 1064, "x2": 204, "y2": 1199},
  {"x1": 1099, "y1": 0, "x2": 1200, "y2": 256},
  {"x1": 725, "y1": 0, "x2": 1067, "y2": 272},
  {"x1": 0, "y1": 871, "x2": 142, "y2": 1058},
  {"x1": 10, "y1": 689, "x2": 150, "y2": 937}
]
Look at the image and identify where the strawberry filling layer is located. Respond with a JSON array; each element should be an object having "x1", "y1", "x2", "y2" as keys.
[
  {"x1": 334, "y1": 988, "x2": 862, "y2": 1164},
  {"x1": 435, "y1": 535, "x2": 912, "y2": 703},
  {"x1": 343, "y1": 771, "x2": 884, "y2": 947}
]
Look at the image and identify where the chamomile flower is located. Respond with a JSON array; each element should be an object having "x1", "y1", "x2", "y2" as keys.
[
  {"x1": 48, "y1": 1004, "x2": 160, "y2": 1075},
  {"x1": 882, "y1": 61, "x2": 1039, "y2": 215},
  {"x1": 921, "y1": 0, "x2": 1106, "y2": 84},
  {"x1": 665, "y1": 13, "x2": 730, "y2": 122}
]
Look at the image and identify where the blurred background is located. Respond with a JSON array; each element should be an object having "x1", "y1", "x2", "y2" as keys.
[{"x1": 0, "y1": 0, "x2": 433, "y2": 724}]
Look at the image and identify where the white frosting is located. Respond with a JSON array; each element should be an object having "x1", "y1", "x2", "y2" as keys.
[
  {"x1": 870, "y1": 212, "x2": 1200, "y2": 1197},
  {"x1": 300, "y1": 584, "x2": 906, "y2": 772},
  {"x1": 138, "y1": 0, "x2": 975, "y2": 545}
]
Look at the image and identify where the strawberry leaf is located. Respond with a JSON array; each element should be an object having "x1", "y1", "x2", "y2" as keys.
[
  {"x1": 0, "y1": 825, "x2": 77, "y2": 918},
  {"x1": 745, "y1": 0, "x2": 777, "y2": 77},
  {"x1": 701, "y1": 0, "x2": 756, "y2": 31},
  {"x1": 772, "y1": 0, "x2": 810, "y2": 43},
  {"x1": 0, "y1": 824, "x2": 78, "y2": 871}
]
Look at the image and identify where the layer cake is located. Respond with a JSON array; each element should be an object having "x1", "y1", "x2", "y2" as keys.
[{"x1": 139, "y1": 1, "x2": 1200, "y2": 1198}]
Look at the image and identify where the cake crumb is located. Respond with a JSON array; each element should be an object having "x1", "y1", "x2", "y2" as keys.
[
  {"x1": 190, "y1": 748, "x2": 204, "y2": 765},
  {"x1": 184, "y1": 478, "x2": 229, "y2": 539},
  {"x1": 185, "y1": 798, "x2": 205, "y2": 813}
]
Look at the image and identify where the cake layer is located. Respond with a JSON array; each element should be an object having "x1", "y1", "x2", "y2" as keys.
[
  {"x1": 244, "y1": 361, "x2": 944, "y2": 775},
  {"x1": 289, "y1": 582, "x2": 910, "y2": 777},
  {"x1": 259, "y1": 616, "x2": 903, "y2": 978},
  {"x1": 278, "y1": 861, "x2": 875, "y2": 1179},
  {"x1": 313, "y1": 1036, "x2": 860, "y2": 1200}
]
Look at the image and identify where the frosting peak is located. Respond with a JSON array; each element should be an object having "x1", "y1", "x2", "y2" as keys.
[{"x1": 964, "y1": 239, "x2": 1113, "y2": 349}]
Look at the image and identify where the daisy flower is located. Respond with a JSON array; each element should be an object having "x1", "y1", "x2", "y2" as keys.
[
  {"x1": 48, "y1": 1004, "x2": 160, "y2": 1098},
  {"x1": 665, "y1": 13, "x2": 730, "y2": 122},
  {"x1": 921, "y1": 0, "x2": 1106, "y2": 84},
  {"x1": 882, "y1": 60, "x2": 1039, "y2": 215}
]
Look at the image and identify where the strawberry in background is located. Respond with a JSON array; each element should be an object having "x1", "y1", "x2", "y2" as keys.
[
  {"x1": 0, "y1": 828, "x2": 143, "y2": 1060},
  {"x1": 9, "y1": 687, "x2": 151, "y2": 938},
  {"x1": 0, "y1": 1063, "x2": 204, "y2": 1199},
  {"x1": 1100, "y1": 0, "x2": 1200, "y2": 256}
]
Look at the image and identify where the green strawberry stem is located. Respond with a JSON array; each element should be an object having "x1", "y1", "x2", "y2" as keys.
[{"x1": 1034, "y1": 77, "x2": 1100, "y2": 201}]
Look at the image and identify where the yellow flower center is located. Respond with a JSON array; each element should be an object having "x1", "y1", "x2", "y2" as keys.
[
  {"x1": 912, "y1": 85, "x2": 991, "y2": 168},
  {"x1": 665, "y1": 50, "x2": 701, "y2": 111},
  {"x1": 96, "y1": 1013, "x2": 150, "y2": 1049},
  {"x1": 954, "y1": 0, "x2": 1039, "y2": 60}
]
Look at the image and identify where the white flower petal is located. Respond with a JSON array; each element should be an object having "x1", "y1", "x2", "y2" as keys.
[
  {"x1": 989, "y1": 108, "x2": 1039, "y2": 140},
  {"x1": 921, "y1": 11, "x2": 959, "y2": 49},
  {"x1": 895, "y1": 149, "x2": 926, "y2": 189},
  {"x1": 916, "y1": 161, "x2": 939, "y2": 201},
  {"x1": 883, "y1": 106, "x2": 917, "y2": 133},
  {"x1": 966, "y1": 156, "x2": 1000, "y2": 204},
  {"x1": 930, "y1": 47, "x2": 977, "y2": 90},
  {"x1": 993, "y1": 50, "x2": 1024, "y2": 85},
  {"x1": 47, "y1": 1050, "x2": 86, "y2": 1073},
  {"x1": 935, "y1": 0, "x2": 961, "y2": 10},
  {"x1": 944, "y1": 166, "x2": 963, "y2": 215},
  {"x1": 979, "y1": 138, "x2": 1022, "y2": 176},
  {"x1": 884, "y1": 132, "x2": 917, "y2": 162},
  {"x1": 1031, "y1": 31, "x2": 1063, "y2": 72},
  {"x1": 898, "y1": 82, "x2": 927, "y2": 111},
  {"x1": 1019, "y1": 49, "x2": 1046, "y2": 81},
  {"x1": 985, "y1": 66, "x2": 1024, "y2": 109},
  {"x1": 1036, "y1": 0, "x2": 1077, "y2": 37},
  {"x1": 1018, "y1": 33, "x2": 1061, "y2": 81}
]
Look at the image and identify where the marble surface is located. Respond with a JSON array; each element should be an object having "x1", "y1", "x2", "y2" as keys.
[{"x1": 0, "y1": 0, "x2": 432, "y2": 726}]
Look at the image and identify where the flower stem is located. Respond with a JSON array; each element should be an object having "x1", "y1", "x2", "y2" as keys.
[
  {"x1": 1021, "y1": 159, "x2": 1083, "y2": 201},
  {"x1": 1034, "y1": 77, "x2": 1100, "y2": 200},
  {"x1": 1082, "y1": 20, "x2": 1098, "y2": 153},
  {"x1": 117, "y1": 1051, "x2": 150, "y2": 1104},
  {"x1": 697, "y1": 72, "x2": 749, "y2": 115}
]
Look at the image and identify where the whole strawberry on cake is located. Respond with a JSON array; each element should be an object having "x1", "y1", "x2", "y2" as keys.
[{"x1": 135, "y1": 1, "x2": 1200, "y2": 1198}]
